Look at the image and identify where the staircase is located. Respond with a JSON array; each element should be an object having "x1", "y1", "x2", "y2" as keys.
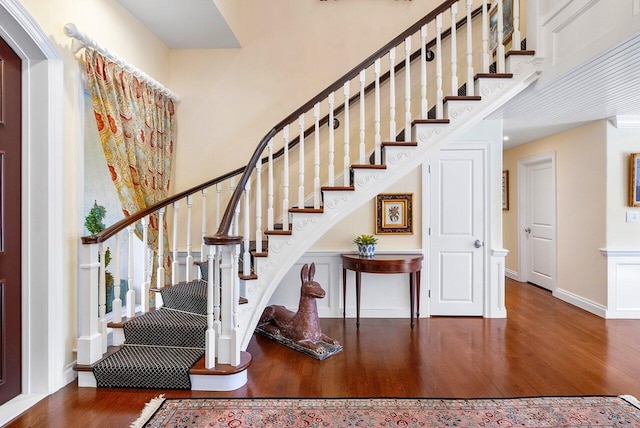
[{"x1": 76, "y1": 0, "x2": 539, "y2": 391}]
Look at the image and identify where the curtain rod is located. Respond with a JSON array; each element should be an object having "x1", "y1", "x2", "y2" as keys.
[{"x1": 63, "y1": 23, "x2": 180, "y2": 102}]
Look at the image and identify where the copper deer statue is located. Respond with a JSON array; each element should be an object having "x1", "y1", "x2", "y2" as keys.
[{"x1": 258, "y1": 263, "x2": 340, "y2": 355}]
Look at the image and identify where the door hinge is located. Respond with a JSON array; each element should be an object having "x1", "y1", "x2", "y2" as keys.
[
  {"x1": 428, "y1": 227, "x2": 431, "y2": 236},
  {"x1": 428, "y1": 289, "x2": 431, "y2": 298},
  {"x1": 428, "y1": 165, "x2": 431, "y2": 173}
]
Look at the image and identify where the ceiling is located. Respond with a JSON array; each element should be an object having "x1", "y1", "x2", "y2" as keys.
[
  {"x1": 117, "y1": 2, "x2": 640, "y2": 148},
  {"x1": 116, "y1": 0, "x2": 240, "y2": 49}
]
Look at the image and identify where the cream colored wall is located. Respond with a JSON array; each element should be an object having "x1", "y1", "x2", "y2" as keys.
[
  {"x1": 503, "y1": 120, "x2": 608, "y2": 305},
  {"x1": 18, "y1": 0, "x2": 171, "y2": 371},
  {"x1": 605, "y1": 123, "x2": 640, "y2": 249}
]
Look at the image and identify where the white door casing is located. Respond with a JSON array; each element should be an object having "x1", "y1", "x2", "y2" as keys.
[
  {"x1": 428, "y1": 144, "x2": 486, "y2": 316},
  {"x1": 518, "y1": 152, "x2": 557, "y2": 290}
]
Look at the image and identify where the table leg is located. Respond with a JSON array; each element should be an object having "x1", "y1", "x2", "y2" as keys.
[
  {"x1": 342, "y1": 268, "x2": 347, "y2": 319},
  {"x1": 409, "y1": 272, "x2": 415, "y2": 329},
  {"x1": 355, "y1": 271, "x2": 361, "y2": 328},
  {"x1": 416, "y1": 270, "x2": 421, "y2": 318}
]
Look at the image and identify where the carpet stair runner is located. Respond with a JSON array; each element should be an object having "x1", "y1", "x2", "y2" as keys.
[{"x1": 93, "y1": 280, "x2": 208, "y2": 389}]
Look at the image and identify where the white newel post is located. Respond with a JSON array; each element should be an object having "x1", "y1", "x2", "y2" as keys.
[
  {"x1": 78, "y1": 243, "x2": 102, "y2": 365},
  {"x1": 141, "y1": 216, "x2": 150, "y2": 313},
  {"x1": 217, "y1": 243, "x2": 241, "y2": 366},
  {"x1": 205, "y1": 245, "x2": 217, "y2": 368}
]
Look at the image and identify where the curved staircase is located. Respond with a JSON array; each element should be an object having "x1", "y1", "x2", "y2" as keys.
[{"x1": 77, "y1": 0, "x2": 539, "y2": 391}]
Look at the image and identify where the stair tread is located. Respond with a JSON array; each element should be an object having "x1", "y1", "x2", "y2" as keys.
[
  {"x1": 443, "y1": 95, "x2": 482, "y2": 101},
  {"x1": 321, "y1": 186, "x2": 355, "y2": 191},
  {"x1": 412, "y1": 119, "x2": 450, "y2": 125},
  {"x1": 381, "y1": 141, "x2": 418, "y2": 147},
  {"x1": 190, "y1": 351, "x2": 252, "y2": 376},
  {"x1": 264, "y1": 229, "x2": 292, "y2": 236},
  {"x1": 351, "y1": 164, "x2": 387, "y2": 169},
  {"x1": 289, "y1": 207, "x2": 324, "y2": 214}
]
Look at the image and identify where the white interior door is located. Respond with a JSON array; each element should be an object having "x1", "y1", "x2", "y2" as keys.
[
  {"x1": 429, "y1": 146, "x2": 485, "y2": 316},
  {"x1": 519, "y1": 153, "x2": 556, "y2": 290}
]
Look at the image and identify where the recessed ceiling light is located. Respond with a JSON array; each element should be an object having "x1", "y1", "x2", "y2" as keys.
[{"x1": 503, "y1": 136, "x2": 509, "y2": 141}]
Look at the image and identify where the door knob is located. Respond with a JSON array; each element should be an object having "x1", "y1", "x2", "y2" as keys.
[
  {"x1": 524, "y1": 227, "x2": 531, "y2": 234},
  {"x1": 474, "y1": 239, "x2": 484, "y2": 248}
]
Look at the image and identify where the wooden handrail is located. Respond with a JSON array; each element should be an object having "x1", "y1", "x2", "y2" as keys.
[{"x1": 83, "y1": 0, "x2": 469, "y2": 245}]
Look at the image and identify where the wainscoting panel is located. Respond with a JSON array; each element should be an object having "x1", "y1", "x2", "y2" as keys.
[{"x1": 601, "y1": 249, "x2": 640, "y2": 319}]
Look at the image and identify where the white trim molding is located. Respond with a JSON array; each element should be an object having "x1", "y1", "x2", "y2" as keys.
[
  {"x1": 553, "y1": 287, "x2": 607, "y2": 318},
  {"x1": 600, "y1": 248, "x2": 640, "y2": 319}
]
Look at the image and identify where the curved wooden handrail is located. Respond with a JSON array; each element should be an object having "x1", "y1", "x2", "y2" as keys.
[
  {"x1": 211, "y1": 0, "x2": 459, "y2": 241},
  {"x1": 83, "y1": 0, "x2": 468, "y2": 245}
]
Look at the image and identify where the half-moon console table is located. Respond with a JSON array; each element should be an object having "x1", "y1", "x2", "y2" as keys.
[{"x1": 341, "y1": 253, "x2": 424, "y2": 328}]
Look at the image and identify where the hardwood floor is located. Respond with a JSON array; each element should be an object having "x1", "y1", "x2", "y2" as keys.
[{"x1": 6, "y1": 278, "x2": 640, "y2": 427}]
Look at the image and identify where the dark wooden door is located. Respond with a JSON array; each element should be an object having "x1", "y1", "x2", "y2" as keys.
[{"x1": 0, "y1": 36, "x2": 22, "y2": 405}]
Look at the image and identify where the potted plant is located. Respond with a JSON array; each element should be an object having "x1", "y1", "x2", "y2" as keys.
[
  {"x1": 353, "y1": 234, "x2": 378, "y2": 258},
  {"x1": 85, "y1": 201, "x2": 114, "y2": 312}
]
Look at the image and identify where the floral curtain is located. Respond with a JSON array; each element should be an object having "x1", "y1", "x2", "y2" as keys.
[{"x1": 85, "y1": 49, "x2": 176, "y2": 286}]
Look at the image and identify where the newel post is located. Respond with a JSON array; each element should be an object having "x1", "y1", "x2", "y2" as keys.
[{"x1": 78, "y1": 242, "x2": 103, "y2": 365}]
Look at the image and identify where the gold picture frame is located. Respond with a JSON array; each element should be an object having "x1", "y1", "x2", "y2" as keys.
[
  {"x1": 375, "y1": 193, "x2": 413, "y2": 234},
  {"x1": 629, "y1": 153, "x2": 640, "y2": 207},
  {"x1": 489, "y1": 0, "x2": 514, "y2": 53},
  {"x1": 502, "y1": 170, "x2": 509, "y2": 210}
]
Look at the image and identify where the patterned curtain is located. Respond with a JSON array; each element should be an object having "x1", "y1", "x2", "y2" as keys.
[{"x1": 85, "y1": 49, "x2": 176, "y2": 287}]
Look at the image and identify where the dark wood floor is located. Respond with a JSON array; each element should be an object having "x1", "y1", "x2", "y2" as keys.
[{"x1": 6, "y1": 278, "x2": 640, "y2": 427}]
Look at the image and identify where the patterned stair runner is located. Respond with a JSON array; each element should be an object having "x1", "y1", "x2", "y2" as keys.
[{"x1": 93, "y1": 280, "x2": 208, "y2": 389}]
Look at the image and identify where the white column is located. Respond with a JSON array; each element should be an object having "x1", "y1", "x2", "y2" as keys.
[{"x1": 77, "y1": 243, "x2": 102, "y2": 365}]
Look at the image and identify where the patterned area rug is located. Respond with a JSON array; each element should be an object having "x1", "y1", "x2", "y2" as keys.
[{"x1": 131, "y1": 395, "x2": 640, "y2": 427}]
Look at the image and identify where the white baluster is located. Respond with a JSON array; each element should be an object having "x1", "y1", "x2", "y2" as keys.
[
  {"x1": 243, "y1": 183, "x2": 251, "y2": 277},
  {"x1": 232, "y1": 178, "x2": 240, "y2": 237},
  {"x1": 112, "y1": 232, "x2": 122, "y2": 323},
  {"x1": 98, "y1": 242, "x2": 107, "y2": 353},
  {"x1": 374, "y1": 59, "x2": 381, "y2": 164},
  {"x1": 156, "y1": 207, "x2": 165, "y2": 290},
  {"x1": 436, "y1": 13, "x2": 444, "y2": 119},
  {"x1": 389, "y1": 47, "x2": 396, "y2": 141},
  {"x1": 172, "y1": 201, "x2": 179, "y2": 285},
  {"x1": 512, "y1": 0, "x2": 521, "y2": 50},
  {"x1": 497, "y1": 0, "x2": 505, "y2": 73},
  {"x1": 450, "y1": 3, "x2": 458, "y2": 96},
  {"x1": 282, "y1": 125, "x2": 290, "y2": 231},
  {"x1": 127, "y1": 225, "x2": 136, "y2": 317},
  {"x1": 466, "y1": 0, "x2": 475, "y2": 96},
  {"x1": 404, "y1": 36, "x2": 412, "y2": 141},
  {"x1": 200, "y1": 189, "x2": 208, "y2": 263},
  {"x1": 313, "y1": 103, "x2": 321, "y2": 209},
  {"x1": 328, "y1": 93, "x2": 335, "y2": 185},
  {"x1": 298, "y1": 113, "x2": 305, "y2": 208},
  {"x1": 359, "y1": 70, "x2": 366, "y2": 164},
  {"x1": 141, "y1": 216, "x2": 150, "y2": 313},
  {"x1": 185, "y1": 195, "x2": 193, "y2": 282},
  {"x1": 267, "y1": 137, "x2": 275, "y2": 230},
  {"x1": 482, "y1": 0, "x2": 490, "y2": 73},
  {"x1": 343, "y1": 81, "x2": 350, "y2": 186},
  {"x1": 216, "y1": 183, "x2": 222, "y2": 229},
  {"x1": 420, "y1": 25, "x2": 428, "y2": 120},
  {"x1": 255, "y1": 158, "x2": 263, "y2": 253}
]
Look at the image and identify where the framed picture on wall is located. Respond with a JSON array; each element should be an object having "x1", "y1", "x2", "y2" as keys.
[
  {"x1": 502, "y1": 170, "x2": 509, "y2": 210},
  {"x1": 629, "y1": 153, "x2": 640, "y2": 206},
  {"x1": 489, "y1": 0, "x2": 514, "y2": 52},
  {"x1": 376, "y1": 193, "x2": 413, "y2": 234}
]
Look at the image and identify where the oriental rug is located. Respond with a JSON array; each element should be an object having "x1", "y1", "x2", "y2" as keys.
[{"x1": 131, "y1": 395, "x2": 640, "y2": 427}]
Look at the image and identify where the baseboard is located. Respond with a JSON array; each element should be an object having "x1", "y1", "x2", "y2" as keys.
[
  {"x1": 63, "y1": 361, "x2": 78, "y2": 387},
  {"x1": 505, "y1": 268, "x2": 519, "y2": 281},
  {"x1": 553, "y1": 287, "x2": 607, "y2": 318},
  {"x1": 0, "y1": 393, "x2": 48, "y2": 426}
]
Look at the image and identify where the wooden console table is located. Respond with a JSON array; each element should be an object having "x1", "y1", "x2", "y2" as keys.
[{"x1": 341, "y1": 253, "x2": 423, "y2": 328}]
